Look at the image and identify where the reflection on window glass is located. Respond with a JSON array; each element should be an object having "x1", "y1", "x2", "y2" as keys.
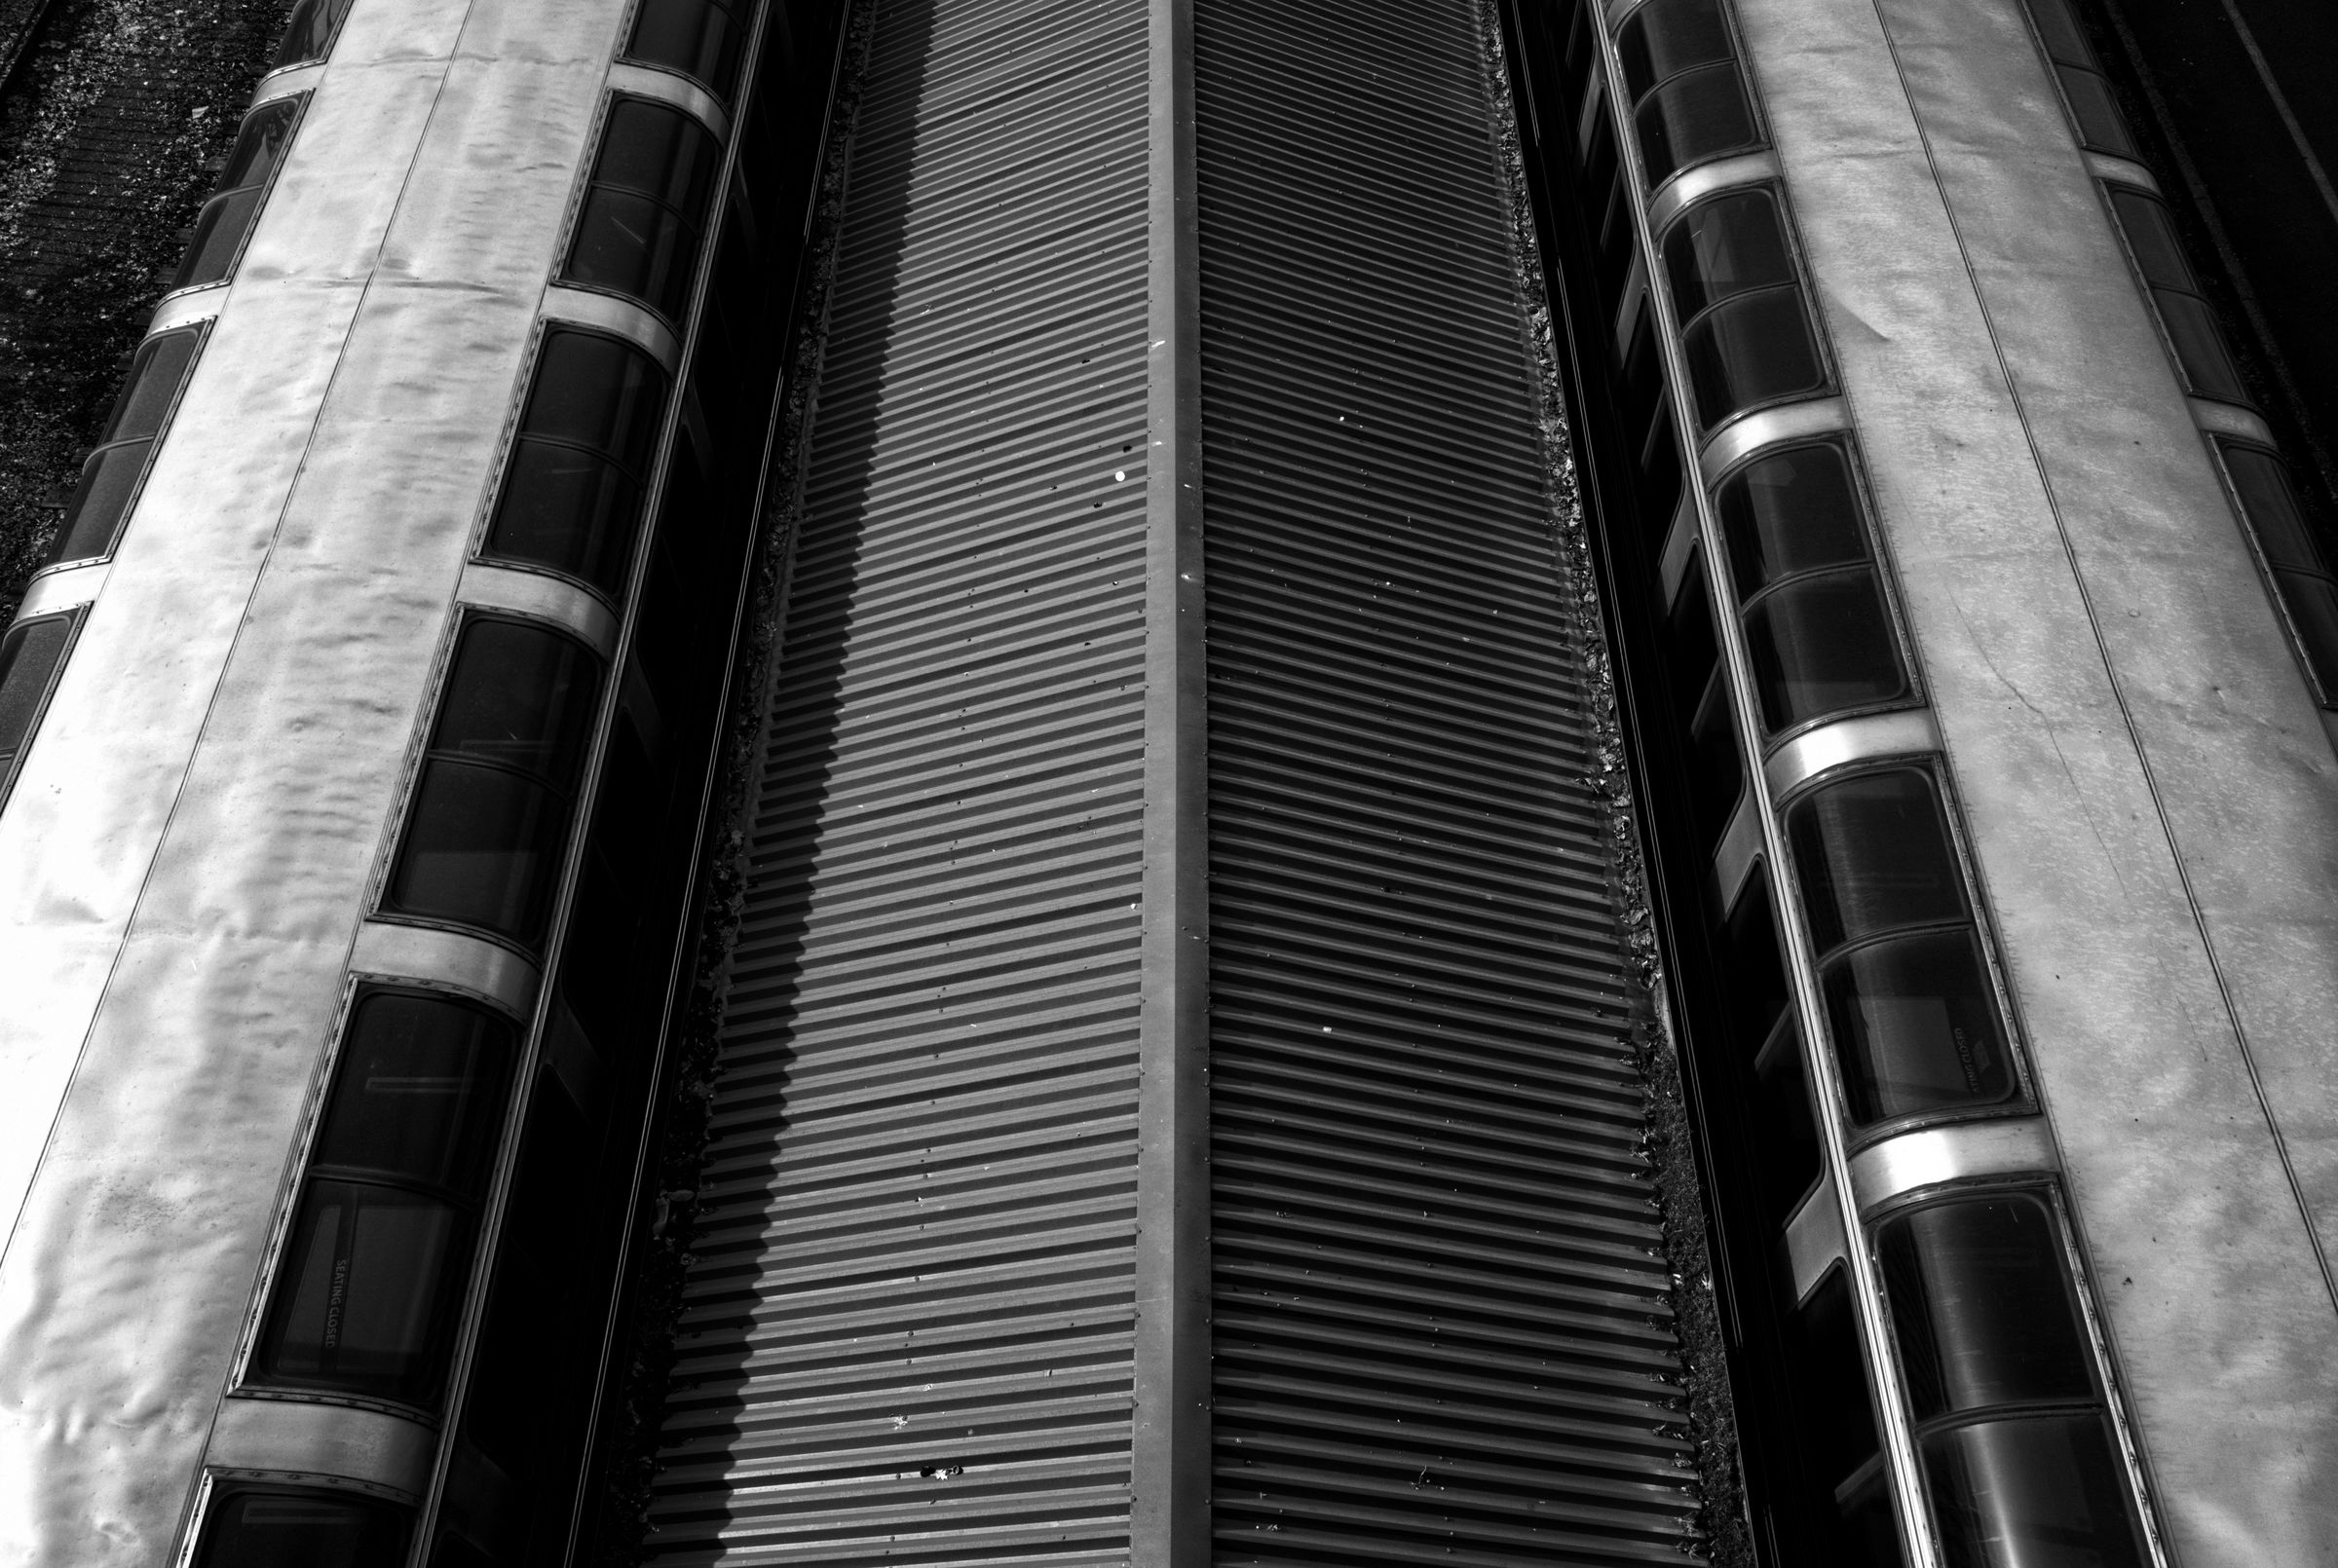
[
  {"x1": 563, "y1": 98, "x2": 723, "y2": 321},
  {"x1": 1664, "y1": 192, "x2": 1825, "y2": 428},
  {"x1": 1615, "y1": 0, "x2": 1758, "y2": 184},
  {"x1": 1786, "y1": 768, "x2": 2019, "y2": 1127},
  {"x1": 193, "y1": 1487, "x2": 411, "y2": 1568},
  {"x1": 272, "y1": 0, "x2": 354, "y2": 68},
  {"x1": 0, "y1": 613, "x2": 76, "y2": 802},
  {"x1": 1879, "y1": 1193, "x2": 2146, "y2": 1568},
  {"x1": 484, "y1": 330, "x2": 669, "y2": 594},
  {"x1": 173, "y1": 98, "x2": 300, "y2": 289},
  {"x1": 50, "y1": 328, "x2": 203, "y2": 564},
  {"x1": 626, "y1": 0, "x2": 745, "y2": 98},
  {"x1": 2217, "y1": 443, "x2": 2338, "y2": 701},
  {"x1": 385, "y1": 617, "x2": 601, "y2": 945},
  {"x1": 253, "y1": 992, "x2": 513, "y2": 1406}
]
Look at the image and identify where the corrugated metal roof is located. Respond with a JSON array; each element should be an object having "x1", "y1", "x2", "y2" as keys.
[
  {"x1": 1192, "y1": 0, "x2": 1707, "y2": 1561},
  {"x1": 640, "y1": 0, "x2": 1152, "y2": 1558}
]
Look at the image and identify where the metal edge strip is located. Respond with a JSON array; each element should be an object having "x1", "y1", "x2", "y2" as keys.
[
  {"x1": 2082, "y1": 150, "x2": 2158, "y2": 193},
  {"x1": 15, "y1": 563, "x2": 110, "y2": 624},
  {"x1": 2187, "y1": 396, "x2": 2276, "y2": 447},
  {"x1": 1646, "y1": 148, "x2": 1785, "y2": 237},
  {"x1": 1783, "y1": 1172, "x2": 1850, "y2": 1301},
  {"x1": 202, "y1": 1396, "x2": 437, "y2": 1503},
  {"x1": 148, "y1": 287, "x2": 228, "y2": 338},
  {"x1": 1697, "y1": 393, "x2": 1849, "y2": 485},
  {"x1": 252, "y1": 62, "x2": 326, "y2": 109},
  {"x1": 1709, "y1": 788, "x2": 1762, "y2": 911},
  {"x1": 1763, "y1": 706, "x2": 1942, "y2": 800},
  {"x1": 457, "y1": 562, "x2": 622, "y2": 659},
  {"x1": 606, "y1": 60, "x2": 732, "y2": 141},
  {"x1": 540, "y1": 284, "x2": 686, "y2": 373},
  {"x1": 1848, "y1": 1116, "x2": 2060, "y2": 1215},
  {"x1": 348, "y1": 920, "x2": 541, "y2": 1019}
]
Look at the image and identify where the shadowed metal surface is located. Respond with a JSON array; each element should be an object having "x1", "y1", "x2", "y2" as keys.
[
  {"x1": 1191, "y1": 0, "x2": 1705, "y2": 1561},
  {"x1": 639, "y1": 0, "x2": 1154, "y2": 1559}
]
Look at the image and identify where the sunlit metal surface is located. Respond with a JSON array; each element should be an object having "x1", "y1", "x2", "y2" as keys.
[
  {"x1": 1848, "y1": 1117, "x2": 2059, "y2": 1214},
  {"x1": 0, "y1": 0, "x2": 628, "y2": 1558},
  {"x1": 202, "y1": 1398, "x2": 436, "y2": 1503},
  {"x1": 1646, "y1": 147, "x2": 1785, "y2": 236},
  {"x1": 1694, "y1": 392, "x2": 1847, "y2": 484},
  {"x1": 1739, "y1": 0, "x2": 2338, "y2": 1554},
  {"x1": 1763, "y1": 706, "x2": 1942, "y2": 798}
]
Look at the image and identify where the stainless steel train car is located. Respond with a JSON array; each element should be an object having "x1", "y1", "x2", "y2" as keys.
[
  {"x1": 0, "y1": 0, "x2": 846, "y2": 1560},
  {"x1": 2, "y1": 0, "x2": 2335, "y2": 1562},
  {"x1": 1502, "y1": 0, "x2": 2338, "y2": 1560}
]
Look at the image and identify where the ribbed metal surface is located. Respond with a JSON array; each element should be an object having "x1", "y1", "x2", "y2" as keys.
[
  {"x1": 640, "y1": 0, "x2": 1152, "y2": 1559},
  {"x1": 1192, "y1": 2, "x2": 1704, "y2": 1562}
]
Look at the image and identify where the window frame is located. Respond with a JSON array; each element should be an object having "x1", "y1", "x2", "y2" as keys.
[
  {"x1": 0, "y1": 607, "x2": 87, "y2": 812},
  {"x1": 169, "y1": 93, "x2": 309, "y2": 296},
  {"x1": 1866, "y1": 1181, "x2": 2161, "y2": 1568},
  {"x1": 186, "y1": 1475, "x2": 415, "y2": 1568},
  {"x1": 2205, "y1": 437, "x2": 2338, "y2": 708},
  {"x1": 1778, "y1": 758, "x2": 2035, "y2": 1141},
  {"x1": 621, "y1": 0, "x2": 749, "y2": 101},
  {"x1": 1711, "y1": 434, "x2": 1923, "y2": 744},
  {"x1": 471, "y1": 320, "x2": 675, "y2": 602},
  {"x1": 1660, "y1": 184, "x2": 1836, "y2": 433},
  {"x1": 44, "y1": 321, "x2": 210, "y2": 569},
  {"x1": 555, "y1": 91, "x2": 727, "y2": 327},
  {"x1": 268, "y1": 0, "x2": 357, "y2": 71},
  {"x1": 1609, "y1": 0, "x2": 1766, "y2": 190},
  {"x1": 2099, "y1": 181, "x2": 2253, "y2": 409},
  {"x1": 234, "y1": 982, "x2": 526, "y2": 1418},
  {"x1": 375, "y1": 609, "x2": 606, "y2": 953}
]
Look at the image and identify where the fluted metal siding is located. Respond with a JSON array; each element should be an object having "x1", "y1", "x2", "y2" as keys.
[
  {"x1": 1192, "y1": 1, "x2": 1705, "y2": 1561},
  {"x1": 641, "y1": 0, "x2": 1153, "y2": 1559}
]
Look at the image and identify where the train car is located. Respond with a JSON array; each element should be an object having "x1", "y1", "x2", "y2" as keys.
[
  {"x1": 2, "y1": 0, "x2": 2334, "y2": 1562},
  {"x1": 0, "y1": 0, "x2": 846, "y2": 1560},
  {"x1": 1502, "y1": 0, "x2": 2338, "y2": 1561}
]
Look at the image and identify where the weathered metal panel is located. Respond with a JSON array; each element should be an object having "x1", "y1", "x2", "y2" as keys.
[
  {"x1": 639, "y1": 0, "x2": 1155, "y2": 1559},
  {"x1": 0, "y1": 0, "x2": 625, "y2": 1558},
  {"x1": 1735, "y1": 0, "x2": 2338, "y2": 1556},
  {"x1": 1190, "y1": 1, "x2": 1704, "y2": 1561}
]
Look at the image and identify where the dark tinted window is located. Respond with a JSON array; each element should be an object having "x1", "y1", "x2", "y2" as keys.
[
  {"x1": 253, "y1": 992, "x2": 514, "y2": 1405},
  {"x1": 1788, "y1": 769, "x2": 1964, "y2": 952},
  {"x1": 1879, "y1": 1194, "x2": 2093, "y2": 1418},
  {"x1": 193, "y1": 1487, "x2": 411, "y2": 1568},
  {"x1": 2218, "y1": 444, "x2": 2338, "y2": 700},
  {"x1": 484, "y1": 330, "x2": 669, "y2": 594},
  {"x1": 2109, "y1": 190, "x2": 2246, "y2": 404},
  {"x1": 1616, "y1": 0, "x2": 1757, "y2": 183},
  {"x1": 1791, "y1": 1268, "x2": 1882, "y2": 1488},
  {"x1": 1742, "y1": 570, "x2": 1905, "y2": 729},
  {"x1": 50, "y1": 328, "x2": 204, "y2": 565},
  {"x1": 626, "y1": 0, "x2": 745, "y2": 98},
  {"x1": 563, "y1": 98, "x2": 723, "y2": 321},
  {"x1": 385, "y1": 618, "x2": 602, "y2": 945},
  {"x1": 173, "y1": 98, "x2": 300, "y2": 290},
  {"x1": 2026, "y1": 0, "x2": 2093, "y2": 64},
  {"x1": 1617, "y1": 0, "x2": 1733, "y2": 98},
  {"x1": 1664, "y1": 189, "x2": 1795, "y2": 318},
  {"x1": 0, "y1": 614, "x2": 76, "y2": 796},
  {"x1": 1717, "y1": 443, "x2": 1867, "y2": 594},
  {"x1": 1923, "y1": 1414, "x2": 2145, "y2": 1568},
  {"x1": 273, "y1": 0, "x2": 354, "y2": 67}
]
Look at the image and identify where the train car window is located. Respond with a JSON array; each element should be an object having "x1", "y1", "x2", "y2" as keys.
[
  {"x1": 173, "y1": 97, "x2": 301, "y2": 291},
  {"x1": 562, "y1": 97, "x2": 723, "y2": 322},
  {"x1": 2215, "y1": 443, "x2": 2338, "y2": 701},
  {"x1": 191, "y1": 1484, "x2": 411, "y2": 1568},
  {"x1": 251, "y1": 991, "x2": 514, "y2": 1405},
  {"x1": 0, "y1": 612, "x2": 79, "y2": 806},
  {"x1": 1615, "y1": 0, "x2": 1758, "y2": 185},
  {"x1": 2106, "y1": 189, "x2": 2248, "y2": 405},
  {"x1": 625, "y1": 0, "x2": 746, "y2": 99},
  {"x1": 48, "y1": 327, "x2": 204, "y2": 565},
  {"x1": 483, "y1": 328, "x2": 669, "y2": 595},
  {"x1": 1740, "y1": 571, "x2": 1904, "y2": 731},
  {"x1": 1662, "y1": 191, "x2": 1826, "y2": 429},
  {"x1": 1878, "y1": 1193, "x2": 2148, "y2": 1567},
  {"x1": 1785, "y1": 767, "x2": 2019, "y2": 1126},
  {"x1": 385, "y1": 616, "x2": 602, "y2": 946},
  {"x1": 2024, "y1": 0, "x2": 2137, "y2": 161},
  {"x1": 272, "y1": 0, "x2": 355, "y2": 68}
]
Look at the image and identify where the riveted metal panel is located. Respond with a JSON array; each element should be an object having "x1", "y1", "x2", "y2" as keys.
[
  {"x1": 1190, "y1": 1, "x2": 1704, "y2": 1560},
  {"x1": 639, "y1": 0, "x2": 1154, "y2": 1559}
]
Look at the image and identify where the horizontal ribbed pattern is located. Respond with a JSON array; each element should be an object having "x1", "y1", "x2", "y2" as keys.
[
  {"x1": 1193, "y1": 1, "x2": 1705, "y2": 1562},
  {"x1": 642, "y1": 0, "x2": 1151, "y2": 1560}
]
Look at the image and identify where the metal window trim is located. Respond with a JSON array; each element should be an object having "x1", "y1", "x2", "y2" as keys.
[
  {"x1": 1696, "y1": 391, "x2": 1847, "y2": 482},
  {"x1": 13, "y1": 561, "x2": 108, "y2": 623},
  {"x1": 2198, "y1": 433, "x2": 2338, "y2": 710},
  {"x1": 412, "y1": 0, "x2": 812, "y2": 1551},
  {"x1": 609, "y1": 61, "x2": 734, "y2": 141},
  {"x1": 551, "y1": 87, "x2": 729, "y2": 328},
  {"x1": 251, "y1": 61, "x2": 327, "y2": 109},
  {"x1": 1763, "y1": 705, "x2": 1941, "y2": 799},
  {"x1": 457, "y1": 564, "x2": 622, "y2": 660},
  {"x1": 1646, "y1": 146, "x2": 1781, "y2": 235},
  {"x1": 2083, "y1": 149, "x2": 2158, "y2": 194},
  {"x1": 1784, "y1": 1167, "x2": 1849, "y2": 1301},
  {"x1": 2186, "y1": 394, "x2": 2274, "y2": 447},
  {"x1": 47, "y1": 318, "x2": 215, "y2": 570},
  {"x1": 1849, "y1": 1116, "x2": 2059, "y2": 1215},
  {"x1": 0, "y1": 605, "x2": 88, "y2": 812},
  {"x1": 161, "y1": 93, "x2": 311, "y2": 301},
  {"x1": 1584, "y1": 5, "x2": 1943, "y2": 1553}
]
